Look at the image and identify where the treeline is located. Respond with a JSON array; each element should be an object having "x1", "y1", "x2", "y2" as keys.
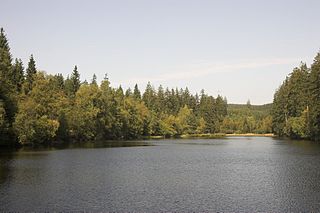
[
  {"x1": 0, "y1": 28, "x2": 232, "y2": 145},
  {"x1": 221, "y1": 103, "x2": 272, "y2": 134},
  {"x1": 272, "y1": 52, "x2": 320, "y2": 141}
]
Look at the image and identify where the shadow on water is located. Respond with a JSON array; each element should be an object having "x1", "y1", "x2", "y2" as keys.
[
  {"x1": 3, "y1": 140, "x2": 154, "y2": 152},
  {"x1": 272, "y1": 137, "x2": 320, "y2": 153},
  {"x1": 0, "y1": 149, "x2": 15, "y2": 184},
  {"x1": 0, "y1": 140, "x2": 152, "y2": 184}
]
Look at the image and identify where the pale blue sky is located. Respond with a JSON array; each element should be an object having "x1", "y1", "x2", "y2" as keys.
[{"x1": 1, "y1": 0, "x2": 320, "y2": 104}]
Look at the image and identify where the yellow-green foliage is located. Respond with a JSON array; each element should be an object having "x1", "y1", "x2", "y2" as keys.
[
  {"x1": 14, "y1": 72, "x2": 68, "y2": 144},
  {"x1": 221, "y1": 104, "x2": 273, "y2": 134}
]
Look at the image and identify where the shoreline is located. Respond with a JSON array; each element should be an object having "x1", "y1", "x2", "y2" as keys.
[
  {"x1": 144, "y1": 133, "x2": 275, "y2": 140},
  {"x1": 225, "y1": 133, "x2": 275, "y2": 137},
  {"x1": 0, "y1": 133, "x2": 276, "y2": 148}
]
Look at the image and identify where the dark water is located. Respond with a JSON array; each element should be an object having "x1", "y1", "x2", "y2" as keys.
[{"x1": 1, "y1": 137, "x2": 320, "y2": 212}]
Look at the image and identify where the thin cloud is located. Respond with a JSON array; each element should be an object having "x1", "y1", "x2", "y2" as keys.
[{"x1": 117, "y1": 57, "x2": 306, "y2": 85}]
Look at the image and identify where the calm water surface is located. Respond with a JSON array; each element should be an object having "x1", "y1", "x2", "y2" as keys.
[{"x1": 1, "y1": 137, "x2": 320, "y2": 212}]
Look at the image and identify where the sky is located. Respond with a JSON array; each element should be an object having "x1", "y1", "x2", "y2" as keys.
[{"x1": 1, "y1": 0, "x2": 320, "y2": 104}]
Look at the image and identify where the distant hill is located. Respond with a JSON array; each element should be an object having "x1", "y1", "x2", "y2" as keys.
[
  {"x1": 227, "y1": 103, "x2": 273, "y2": 113},
  {"x1": 221, "y1": 103, "x2": 273, "y2": 134}
]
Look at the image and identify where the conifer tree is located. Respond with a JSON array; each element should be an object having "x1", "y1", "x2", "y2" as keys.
[
  {"x1": 0, "y1": 28, "x2": 12, "y2": 81},
  {"x1": 91, "y1": 74, "x2": 97, "y2": 85},
  {"x1": 11, "y1": 58, "x2": 24, "y2": 92},
  {"x1": 156, "y1": 85, "x2": 165, "y2": 112},
  {"x1": 51, "y1": 73, "x2": 64, "y2": 90},
  {"x1": 309, "y1": 53, "x2": 320, "y2": 140},
  {"x1": 0, "y1": 28, "x2": 17, "y2": 144},
  {"x1": 115, "y1": 86, "x2": 124, "y2": 103},
  {"x1": 142, "y1": 82, "x2": 155, "y2": 110},
  {"x1": 25, "y1": 54, "x2": 37, "y2": 93},
  {"x1": 125, "y1": 88, "x2": 132, "y2": 97},
  {"x1": 133, "y1": 84, "x2": 141, "y2": 100},
  {"x1": 70, "y1": 65, "x2": 80, "y2": 94}
]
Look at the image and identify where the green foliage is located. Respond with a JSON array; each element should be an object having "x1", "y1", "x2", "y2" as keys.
[
  {"x1": 50, "y1": 73, "x2": 64, "y2": 90},
  {"x1": 271, "y1": 53, "x2": 320, "y2": 141},
  {"x1": 0, "y1": 28, "x2": 12, "y2": 82},
  {"x1": 5, "y1": 26, "x2": 320, "y2": 145},
  {"x1": 91, "y1": 74, "x2": 97, "y2": 85},
  {"x1": 196, "y1": 117, "x2": 207, "y2": 134},
  {"x1": 175, "y1": 105, "x2": 197, "y2": 135},
  {"x1": 159, "y1": 114, "x2": 177, "y2": 136},
  {"x1": 0, "y1": 101, "x2": 8, "y2": 141},
  {"x1": 25, "y1": 54, "x2": 37, "y2": 93},
  {"x1": 67, "y1": 83, "x2": 100, "y2": 141},
  {"x1": 11, "y1": 59, "x2": 24, "y2": 92},
  {"x1": 133, "y1": 84, "x2": 141, "y2": 100},
  {"x1": 13, "y1": 72, "x2": 68, "y2": 144},
  {"x1": 285, "y1": 113, "x2": 308, "y2": 139},
  {"x1": 0, "y1": 28, "x2": 17, "y2": 145},
  {"x1": 120, "y1": 97, "x2": 150, "y2": 139},
  {"x1": 221, "y1": 103, "x2": 273, "y2": 134},
  {"x1": 5, "y1": 27, "x2": 307, "y2": 146},
  {"x1": 198, "y1": 93, "x2": 220, "y2": 133},
  {"x1": 66, "y1": 65, "x2": 81, "y2": 97},
  {"x1": 14, "y1": 114, "x2": 59, "y2": 145},
  {"x1": 309, "y1": 53, "x2": 320, "y2": 140},
  {"x1": 142, "y1": 82, "x2": 156, "y2": 110}
]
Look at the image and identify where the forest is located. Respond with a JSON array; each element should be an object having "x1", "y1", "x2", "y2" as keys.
[
  {"x1": 272, "y1": 52, "x2": 320, "y2": 141},
  {"x1": 3, "y1": 27, "x2": 318, "y2": 146}
]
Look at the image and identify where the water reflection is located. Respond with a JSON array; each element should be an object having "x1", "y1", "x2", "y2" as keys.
[
  {"x1": 0, "y1": 141, "x2": 151, "y2": 185},
  {"x1": 0, "y1": 150, "x2": 14, "y2": 184},
  {"x1": 272, "y1": 137, "x2": 320, "y2": 154},
  {"x1": 1, "y1": 137, "x2": 320, "y2": 212}
]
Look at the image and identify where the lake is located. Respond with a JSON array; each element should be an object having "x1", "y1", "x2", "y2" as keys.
[{"x1": 1, "y1": 137, "x2": 320, "y2": 212}]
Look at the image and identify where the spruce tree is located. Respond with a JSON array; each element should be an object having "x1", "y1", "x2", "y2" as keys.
[
  {"x1": 309, "y1": 53, "x2": 320, "y2": 140},
  {"x1": 0, "y1": 28, "x2": 16, "y2": 144},
  {"x1": 11, "y1": 58, "x2": 24, "y2": 92},
  {"x1": 51, "y1": 73, "x2": 64, "y2": 90},
  {"x1": 115, "y1": 86, "x2": 124, "y2": 104},
  {"x1": 70, "y1": 65, "x2": 80, "y2": 95},
  {"x1": 133, "y1": 84, "x2": 141, "y2": 100},
  {"x1": 125, "y1": 88, "x2": 132, "y2": 97},
  {"x1": 91, "y1": 73, "x2": 97, "y2": 85},
  {"x1": 25, "y1": 54, "x2": 37, "y2": 93},
  {"x1": 0, "y1": 28, "x2": 12, "y2": 81},
  {"x1": 157, "y1": 85, "x2": 165, "y2": 112},
  {"x1": 142, "y1": 82, "x2": 155, "y2": 109}
]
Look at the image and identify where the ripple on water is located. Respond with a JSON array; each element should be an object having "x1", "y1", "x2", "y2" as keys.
[{"x1": 1, "y1": 137, "x2": 320, "y2": 212}]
